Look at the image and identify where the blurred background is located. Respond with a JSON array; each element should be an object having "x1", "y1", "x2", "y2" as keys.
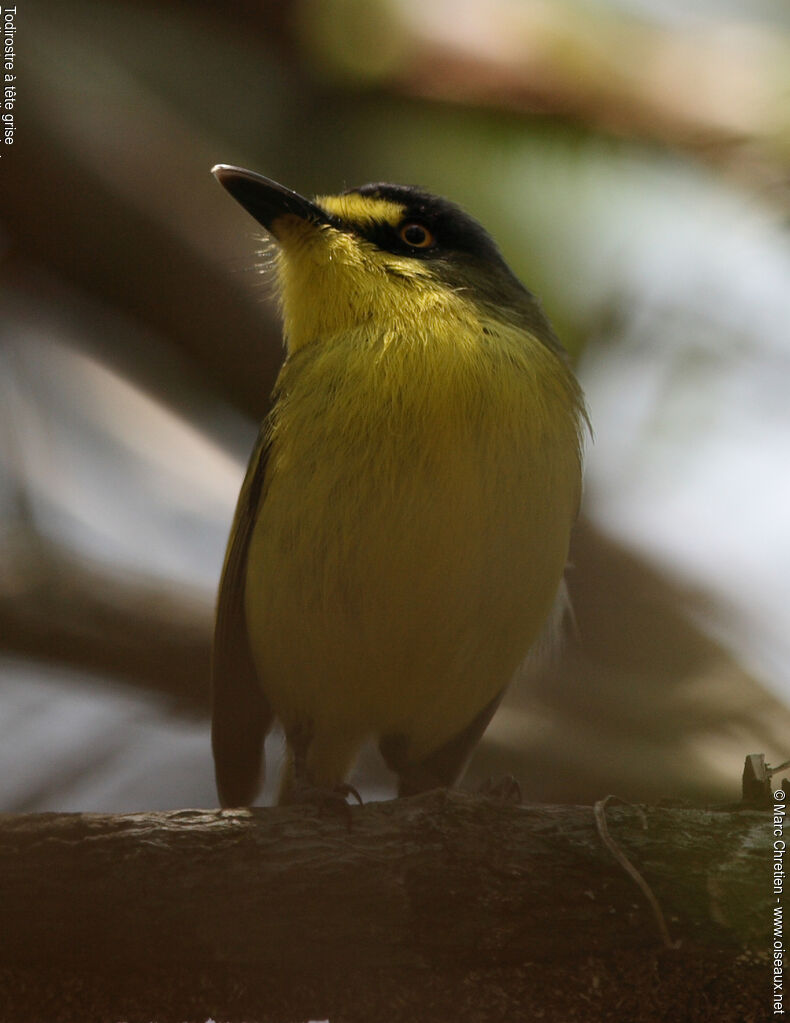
[{"x1": 2, "y1": 0, "x2": 789, "y2": 811}]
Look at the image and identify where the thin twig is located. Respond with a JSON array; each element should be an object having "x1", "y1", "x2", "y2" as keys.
[{"x1": 593, "y1": 794, "x2": 680, "y2": 950}]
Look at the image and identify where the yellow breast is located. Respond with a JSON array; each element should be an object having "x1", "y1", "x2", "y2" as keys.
[{"x1": 244, "y1": 307, "x2": 583, "y2": 762}]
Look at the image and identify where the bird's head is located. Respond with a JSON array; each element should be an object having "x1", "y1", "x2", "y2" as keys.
[{"x1": 212, "y1": 164, "x2": 558, "y2": 356}]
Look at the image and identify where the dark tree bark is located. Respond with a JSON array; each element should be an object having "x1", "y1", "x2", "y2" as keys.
[{"x1": 0, "y1": 791, "x2": 771, "y2": 1022}]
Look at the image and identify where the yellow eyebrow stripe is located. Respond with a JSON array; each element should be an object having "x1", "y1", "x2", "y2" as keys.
[{"x1": 316, "y1": 193, "x2": 405, "y2": 227}]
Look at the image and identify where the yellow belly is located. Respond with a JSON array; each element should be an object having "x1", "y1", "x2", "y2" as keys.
[{"x1": 244, "y1": 323, "x2": 582, "y2": 776}]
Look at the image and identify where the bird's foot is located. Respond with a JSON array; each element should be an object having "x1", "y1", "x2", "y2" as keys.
[
  {"x1": 478, "y1": 774, "x2": 522, "y2": 805},
  {"x1": 282, "y1": 780, "x2": 363, "y2": 829}
]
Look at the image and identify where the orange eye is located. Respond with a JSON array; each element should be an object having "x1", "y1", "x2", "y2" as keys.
[{"x1": 399, "y1": 222, "x2": 434, "y2": 248}]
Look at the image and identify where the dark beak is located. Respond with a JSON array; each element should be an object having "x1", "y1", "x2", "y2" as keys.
[{"x1": 211, "y1": 164, "x2": 330, "y2": 235}]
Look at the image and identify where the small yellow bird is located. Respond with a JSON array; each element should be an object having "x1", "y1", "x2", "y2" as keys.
[{"x1": 211, "y1": 164, "x2": 586, "y2": 807}]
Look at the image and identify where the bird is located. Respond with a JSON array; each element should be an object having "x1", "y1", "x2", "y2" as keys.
[{"x1": 210, "y1": 164, "x2": 586, "y2": 807}]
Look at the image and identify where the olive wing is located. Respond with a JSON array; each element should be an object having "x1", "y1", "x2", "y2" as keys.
[{"x1": 211, "y1": 426, "x2": 274, "y2": 807}]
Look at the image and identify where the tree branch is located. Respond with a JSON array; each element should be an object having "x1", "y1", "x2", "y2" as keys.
[
  {"x1": 0, "y1": 526, "x2": 211, "y2": 709},
  {"x1": 0, "y1": 791, "x2": 770, "y2": 1021}
]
